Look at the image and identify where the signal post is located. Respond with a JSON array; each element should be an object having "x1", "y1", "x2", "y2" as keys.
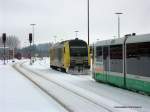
[
  {"x1": 29, "y1": 33, "x2": 32, "y2": 65},
  {"x1": 2, "y1": 33, "x2": 6, "y2": 65}
]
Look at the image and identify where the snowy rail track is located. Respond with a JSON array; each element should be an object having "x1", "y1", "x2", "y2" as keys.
[{"x1": 13, "y1": 62, "x2": 138, "y2": 112}]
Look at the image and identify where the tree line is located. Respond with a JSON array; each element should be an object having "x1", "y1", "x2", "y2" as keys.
[
  {"x1": 0, "y1": 35, "x2": 53, "y2": 60},
  {"x1": 0, "y1": 35, "x2": 20, "y2": 59}
]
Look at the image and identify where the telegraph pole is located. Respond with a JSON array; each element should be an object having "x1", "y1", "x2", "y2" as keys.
[{"x1": 87, "y1": 0, "x2": 90, "y2": 45}]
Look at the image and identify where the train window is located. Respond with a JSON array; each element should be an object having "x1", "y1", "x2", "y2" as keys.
[
  {"x1": 96, "y1": 46, "x2": 102, "y2": 62},
  {"x1": 127, "y1": 43, "x2": 139, "y2": 58},
  {"x1": 139, "y1": 42, "x2": 150, "y2": 57},
  {"x1": 110, "y1": 45, "x2": 122, "y2": 59},
  {"x1": 56, "y1": 47, "x2": 62, "y2": 61},
  {"x1": 70, "y1": 46, "x2": 88, "y2": 56},
  {"x1": 103, "y1": 46, "x2": 108, "y2": 59},
  {"x1": 127, "y1": 42, "x2": 150, "y2": 58},
  {"x1": 110, "y1": 45, "x2": 123, "y2": 73},
  {"x1": 127, "y1": 42, "x2": 150, "y2": 77},
  {"x1": 96, "y1": 46, "x2": 102, "y2": 56}
]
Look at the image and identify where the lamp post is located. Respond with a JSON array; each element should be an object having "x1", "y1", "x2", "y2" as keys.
[
  {"x1": 75, "y1": 31, "x2": 79, "y2": 38},
  {"x1": 87, "y1": 0, "x2": 90, "y2": 45},
  {"x1": 115, "y1": 12, "x2": 123, "y2": 38}
]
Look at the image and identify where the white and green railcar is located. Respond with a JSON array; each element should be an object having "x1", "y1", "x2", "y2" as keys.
[{"x1": 92, "y1": 34, "x2": 150, "y2": 95}]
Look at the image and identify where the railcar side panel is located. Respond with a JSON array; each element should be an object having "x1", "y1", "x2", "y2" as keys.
[
  {"x1": 64, "y1": 42, "x2": 70, "y2": 70},
  {"x1": 93, "y1": 34, "x2": 150, "y2": 95}
]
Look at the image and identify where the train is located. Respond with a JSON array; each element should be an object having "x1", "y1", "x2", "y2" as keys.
[
  {"x1": 50, "y1": 38, "x2": 91, "y2": 74},
  {"x1": 92, "y1": 34, "x2": 150, "y2": 95}
]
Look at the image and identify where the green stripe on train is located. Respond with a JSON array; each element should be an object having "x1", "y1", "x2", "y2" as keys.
[{"x1": 94, "y1": 73, "x2": 150, "y2": 94}]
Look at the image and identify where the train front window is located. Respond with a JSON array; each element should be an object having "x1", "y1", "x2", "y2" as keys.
[
  {"x1": 69, "y1": 39, "x2": 88, "y2": 57},
  {"x1": 70, "y1": 46, "x2": 88, "y2": 56}
]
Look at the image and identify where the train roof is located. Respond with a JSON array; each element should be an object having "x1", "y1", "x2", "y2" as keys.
[
  {"x1": 60, "y1": 38, "x2": 86, "y2": 44},
  {"x1": 51, "y1": 38, "x2": 87, "y2": 48},
  {"x1": 94, "y1": 34, "x2": 150, "y2": 46}
]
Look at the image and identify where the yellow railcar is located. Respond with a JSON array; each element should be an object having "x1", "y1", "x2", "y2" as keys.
[{"x1": 50, "y1": 38, "x2": 90, "y2": 74}]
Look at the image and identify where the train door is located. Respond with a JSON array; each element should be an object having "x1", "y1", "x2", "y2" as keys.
[
  {"x1": 93, "y1": 46, "x2": 104, "y2": 81},
  {"x1": 103, "y1": 46, "x2": 110, "y2": 82}
]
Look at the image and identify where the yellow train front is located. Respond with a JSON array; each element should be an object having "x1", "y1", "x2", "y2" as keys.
[{"x1": 50, "y1": 38, "x2": 91, "y2": 74}]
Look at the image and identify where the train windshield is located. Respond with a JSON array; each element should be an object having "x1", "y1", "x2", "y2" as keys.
[
  {"x1": 70, "y1": 46, "x2": 88, "y2": 56},
  {"x1": 69, "y1": 39, "x2": 88, "y2": 56}
]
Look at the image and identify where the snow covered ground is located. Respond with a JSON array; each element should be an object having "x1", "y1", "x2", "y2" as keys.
[
  {"x1": 0, "y1": 59, "x2": 67, "y2": 112},
  {"x1": 1, "y1": 58, "x2": 150, "y2": 112},
  {"x1": 23, "y1": 58, "x2": 150, "y2": 112}
]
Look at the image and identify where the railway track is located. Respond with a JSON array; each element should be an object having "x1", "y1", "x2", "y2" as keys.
[{"x1": 13, "y1": 62, "x2": 137, "y2": 112}]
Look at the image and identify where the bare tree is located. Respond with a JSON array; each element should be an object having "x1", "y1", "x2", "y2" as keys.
[
  {"x1": 6, "y1": 35, "x2": 20, "y2": 49},
  {"x1": 0, "y1": 35, "x2": 20, "y2": 59},
  {"x1": 0, "y1": 35, "x2": 20, "y2": 49}
]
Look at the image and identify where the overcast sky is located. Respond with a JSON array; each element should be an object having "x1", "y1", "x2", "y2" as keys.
[{"x1": 0, "y1": 0, "x2": 150, "y2": 46}]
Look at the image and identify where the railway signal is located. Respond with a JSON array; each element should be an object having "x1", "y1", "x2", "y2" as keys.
[
  {"x1": 29, "y1": 33, "x2": 32, "y2": 65},
  {"x1": 2, "y1": 33, "x2": 6, "y2": 65},
  {"x1": 2, "y1": 33, "x2": 6, "y2": 43},
  {"x1": 29, "y1": 33, "x2": 32, "y2": 43}
]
